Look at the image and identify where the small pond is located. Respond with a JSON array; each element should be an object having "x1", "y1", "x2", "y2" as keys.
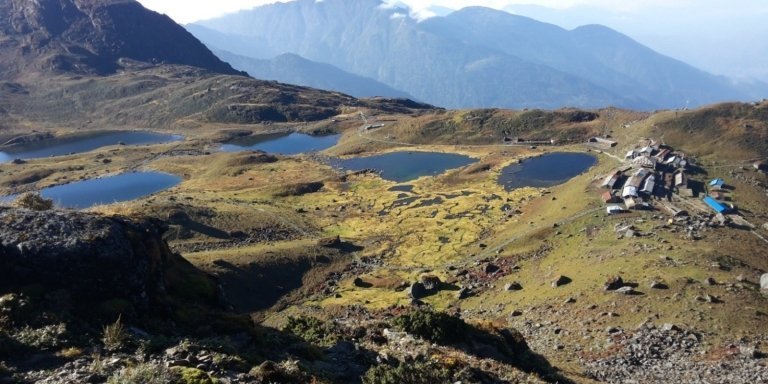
[
  {"x1": 2, "y1": 172, "x2": 182, "y2": 209},
  {"x1": 0, "y1": 131, "x2": 183, "y2": 163},
  {"x1": 498, "y1": 152, "x2": 597, "y2": 190},
  {"x1": 331, "y1": 151, "x2": 476, "y2": 182},
  {"x1": 221, "y1": 132, "x2": 341, "y2": 155}
]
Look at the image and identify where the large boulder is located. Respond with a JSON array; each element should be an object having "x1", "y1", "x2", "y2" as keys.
[{"x1": 0, "y1": 207, "x2": 218, "y2": 314}]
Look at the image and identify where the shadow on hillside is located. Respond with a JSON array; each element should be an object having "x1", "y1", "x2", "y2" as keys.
[
  {"x1": 455, "y1": 323, "x2": 576, "y2": 384},
  {"x1": 210, "y1": 259, "x2": 312, "y2": 313}
]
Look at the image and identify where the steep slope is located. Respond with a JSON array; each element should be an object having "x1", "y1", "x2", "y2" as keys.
[
  {"x1": 0, "y1": 0, "x2": 242, "y2": 78},
  {"x1": 192, "y1": 0, "x2": 628, "y2": 110},
  {"x1": 213, "y1": 50, "x2": 413, "y2": 99},
  {"x1": 0, "y1": 0, "x2": 435, "y2": 130},
  {"x1": 192, "y1": 0, "x2": 764, "y2": 110}
]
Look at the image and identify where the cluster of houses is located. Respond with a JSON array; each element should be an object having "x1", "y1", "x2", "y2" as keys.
[
  {"x1": 601, "y1": 139, "x2": 692, "y2": 214},
  {"x1": 599, "y1": 139, "x2": 761, "y2": 218}
]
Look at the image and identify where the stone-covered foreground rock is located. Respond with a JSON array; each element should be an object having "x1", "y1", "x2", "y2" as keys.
[{"x1": 0, "y1": 207, "x2": 219, "y2": 315}]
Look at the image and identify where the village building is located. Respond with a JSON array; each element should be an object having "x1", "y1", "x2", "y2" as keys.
[
  {"x1": 626, "y1": 168, "x2": 651, "y2": 188},
  {"x1": 601, "y1": 171, "x2": 622, "y2": 189},
  {"x1": 709, "y1": 178, "x2": 725, "y2": 191},
  {"x1": 602, "y1": 191, "x2": 622, "y2": 203},
  {"x1": 674, "y1": 171, "x2": 687, "y2": 188},
  {"x1": 639, "y1": 145, "x2": 654, "y2": 156},
  {"x1": 622, "y1": 185, "x2": 639, "y2": 198},
  {"x1": 641, "y1": 175, "x2": 656, "y2": 194},
  {"x1": 606, "y1": 205, "x2": 624, "y2": 215},
  {"x1": 660, "y1": 203, "x2": 688, "y2": 217},
  {"x1": 632, "y1": 155, "x2": 657, "y2": 169},
  {"x1": 703, "y1": 196, "x2": 729, "y2": 214},
  {"x1": 654, "y1": 148, "x2": 671, "y2": 162},
  {"x1": 588, "y1": 137, "x2": 618, "y2": 147}
]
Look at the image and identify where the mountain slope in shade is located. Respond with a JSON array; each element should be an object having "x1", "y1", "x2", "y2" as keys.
[
  {"x1": 0, "y1": 0, "x2": 243, "y2": 78},
  {"x1": 191, "y1": 0, "x2": 631, "y2": 110},
  {"x1": 213, "y1": 50, "x2": 413, "y2": 99},
  {"x1": 192, "y1": 0, "x2": 765, "y2": 110}
]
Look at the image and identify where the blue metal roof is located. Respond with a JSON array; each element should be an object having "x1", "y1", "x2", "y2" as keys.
[
  {"x1": 709, "y1": 178, "x2": 725, "y2": 187},
  {"x1": 703, "y1": 196, "x2": 728, "y2": 213}
]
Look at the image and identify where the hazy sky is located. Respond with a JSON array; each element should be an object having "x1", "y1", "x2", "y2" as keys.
[{"x1": 137, "y1": 0, "x2": 768, "y2": 82}]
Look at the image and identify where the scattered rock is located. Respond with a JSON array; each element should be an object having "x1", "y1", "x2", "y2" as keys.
[
  {"x1": 604, "y1": 275, "x2": 625, "y2": 291},
  {"x1": 616, "y1": 286, "x2": 636, "y2": 295},
  {"x1": 761, "y1": 273, "x2": 768, "y2": 291},
  {"x1": 317, "y1": 235, "x2": 341, "y2": 247},
  {"x1": 649, "y1": 280, "x2": 668, "y2": 289},
  {"x1": 564, "y1": 297, "x2": 576, "y2": 304},
  {"x1": 353, "y1": 277, "x2": 369, "y2": 288},
  {"x1": 704, "y1": 277, "x2": 717, "y2": 286},
  {"x1": 484, "y1": 263, "x2": 500, "y2": 274},
  {"x1": 456, "y1": 287, "x2": 471, "y2": 300},
  {"x1": 662, "y1": 323, "x2": 679, "y2": 332},
  {"x1": 408, "y1": 282, "x2": 427, "y2": 299},
  {"x1": 420, "y1": 275, "x2": 442, "y2": 291},
  {"x1": 510, "y1": 310, "x2": 523, "y2": 317},
  {"x1": 552, "y1": 275, "x2": 571, "y2": 287},
  {"x1": 504, "y1": 282, "x2": 523, "y2": 291}
]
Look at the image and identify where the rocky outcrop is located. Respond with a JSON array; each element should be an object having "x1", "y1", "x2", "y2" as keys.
[
  {"x1": 0, "y1": 207, "x2": 219, "y2": 314},
  {"x1": 0, "y1": 0, "x2": 243, "y2": 77}
]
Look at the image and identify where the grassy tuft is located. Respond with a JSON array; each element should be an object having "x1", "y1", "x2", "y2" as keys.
[{"x1": 102, "y1": 316, "x2": 127, "y2": 352}]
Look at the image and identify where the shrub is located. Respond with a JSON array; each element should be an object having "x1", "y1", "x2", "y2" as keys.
[
  {"x1": 13, "y1": 193, "x2": 53, "y2": 211},
  {"x1": 283, "y1": 316, "x2": 336, "y2": 346},
  {"x1": 392, "y1": 309, "x2": 467, "y2": 345},
  {"x1": 248, "y1": 359, "x2": 310, "y2": 384},
  {"x1": 102, "y1": 316, "x2": 127, "y2": 352},
  {"x1": 14, "y1": 323, "x2": 68, "y2": 351},
  {"x1": 107, "y1": 362, "x2": 173, "y2": 384},
  {"x1": 362, "y1": 361, "x2": 452, "y2": 384},
  {"x1": 171, "y1": 367, "x2": 219, "y2": 384},
  {"x1": 57, "y1": 346, "x2": 84, "y2": 359}
]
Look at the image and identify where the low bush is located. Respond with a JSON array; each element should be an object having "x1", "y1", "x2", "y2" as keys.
[
  {"x1": 392, "y1": 309, "x2": 467, "y2": 345},
  {"x1": 107, "y1": 362, "x2": 173, "y2": 384},
  {"x1": 283, "y1": 316, "x2": 336, "y2": 346},
  {"x1": 362, "y1": 361, "x2": 452, "y2": 384},
  {"x1": 13, "y1": 193, "x2": 53, "y2": 211}
]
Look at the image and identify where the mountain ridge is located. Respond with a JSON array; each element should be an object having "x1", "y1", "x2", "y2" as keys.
[
  {"x1": 191, "y1": 0, "x2": 766, "y2": 110},
  {"x1": 0, "y1": 0, "x2": 243, "y2": 77},
  {"x1": 212, "y1": 49, "x2": 414, "y2": 99}
]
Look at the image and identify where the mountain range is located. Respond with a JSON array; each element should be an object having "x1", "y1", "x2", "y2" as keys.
[
  {"x1": 190, "y1": 0, "x2": 766, "y2": 110},
  {"x1": 0, "y1": 0, "x2": 426, "y2": 130},
  {"x1": 212, "y1": 49, "x2": 412, "y2": 99}
]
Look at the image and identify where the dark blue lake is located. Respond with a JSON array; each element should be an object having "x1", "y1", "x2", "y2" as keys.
[
  {"x1": 0, "y1": 131, "x2": 183, "y2": 163},
  {"x1": 15, "y1": 172, "x2": 182, "y2": 209},
  {"x1": 221, "y1": 132, "x2": 341, "y2": 155},
  {"x1": 332, "y1": 151, "x2": 477, "y2": 182},
  {"x1": 498, "y1": 152, "x2": 597, "y2": 190}
]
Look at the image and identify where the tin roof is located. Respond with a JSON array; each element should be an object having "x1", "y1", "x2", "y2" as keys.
[{"x1": 703, "y1": 196, "x2": 728, "y2": 213}]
